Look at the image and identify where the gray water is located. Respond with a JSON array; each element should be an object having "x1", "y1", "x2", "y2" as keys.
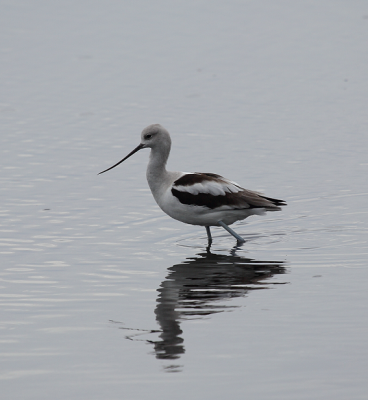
[{"x1": 1, "y1": 1, "x2": 368, "y2": 399}]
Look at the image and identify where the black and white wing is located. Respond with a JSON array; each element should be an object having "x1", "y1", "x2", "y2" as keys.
[{"x1": 171, "y1": 173, "x2": 286, "y2": 211}]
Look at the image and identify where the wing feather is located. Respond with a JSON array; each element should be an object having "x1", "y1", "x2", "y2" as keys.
[{"x1": 172, "y1": 173, "x2": 286, "y2": 210}]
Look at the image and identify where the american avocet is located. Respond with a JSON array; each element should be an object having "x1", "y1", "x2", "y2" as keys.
[{"x1": 99, "y1": 124, "x2": 286, "y2": 244}]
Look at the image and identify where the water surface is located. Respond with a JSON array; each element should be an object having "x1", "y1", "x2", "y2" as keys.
[{"x1": 1, "y1": 1, "x2": 368, "y2": 399}]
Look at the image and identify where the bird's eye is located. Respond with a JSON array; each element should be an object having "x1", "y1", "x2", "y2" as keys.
[{"x1": 145, "y1": 134, "x2": 152, "y2": 140}]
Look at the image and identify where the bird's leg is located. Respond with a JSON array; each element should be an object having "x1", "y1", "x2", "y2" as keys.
[
  {"x1": 205, "y1": 226, "x2": 212, "y2": 244},
  {"x1": 218, "y1": 221, "x2": 245, "y2": 244}
]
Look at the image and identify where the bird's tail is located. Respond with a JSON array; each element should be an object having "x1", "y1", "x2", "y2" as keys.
[{"x1": 259, "y1": 195, "x2": 287, "y2": 209}]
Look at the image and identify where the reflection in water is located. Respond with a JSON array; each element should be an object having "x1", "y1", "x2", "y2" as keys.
[{"x1": 152, "y1": 249, "x2": 287, "y2": 365}]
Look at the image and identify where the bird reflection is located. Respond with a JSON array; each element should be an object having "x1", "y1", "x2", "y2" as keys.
[{"x1": 152, "y1": 249, "x2": 286, "y2": 362}]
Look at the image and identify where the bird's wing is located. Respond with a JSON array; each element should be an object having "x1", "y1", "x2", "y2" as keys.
[
  {"x1": 173, "y1": 173, "x2": 242, "y2": 196},
  {"x1": 171, "y1": 173, "x2": 284, "y2": 210}
]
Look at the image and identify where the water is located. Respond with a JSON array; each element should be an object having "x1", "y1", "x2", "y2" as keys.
[{"x1": 1, "y1": 1, "x2": 368, "y2": 399}]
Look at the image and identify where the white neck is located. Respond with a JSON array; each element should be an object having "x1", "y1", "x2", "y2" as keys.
[{"x1": 146, "y1": 144, "x2": 171, "y2": 201}]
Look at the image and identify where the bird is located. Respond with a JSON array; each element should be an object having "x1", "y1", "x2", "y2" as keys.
[{"x1": 99, "y1": 124, "x2": 286, "y2": 244}]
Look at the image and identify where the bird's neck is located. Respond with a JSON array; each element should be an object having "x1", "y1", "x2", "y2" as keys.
[{"x1": 146, "y1": 145, "x2": 170, "y2": 200}]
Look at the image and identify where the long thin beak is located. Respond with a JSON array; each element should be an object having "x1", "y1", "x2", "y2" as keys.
[{"x1": 98, "y1": 143, "x2": 145, "y2": 175}]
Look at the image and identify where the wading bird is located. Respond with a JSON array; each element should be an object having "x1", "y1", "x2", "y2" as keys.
[{"x1": 99, "y1": 124, "x2": 286, "y2": 244}]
